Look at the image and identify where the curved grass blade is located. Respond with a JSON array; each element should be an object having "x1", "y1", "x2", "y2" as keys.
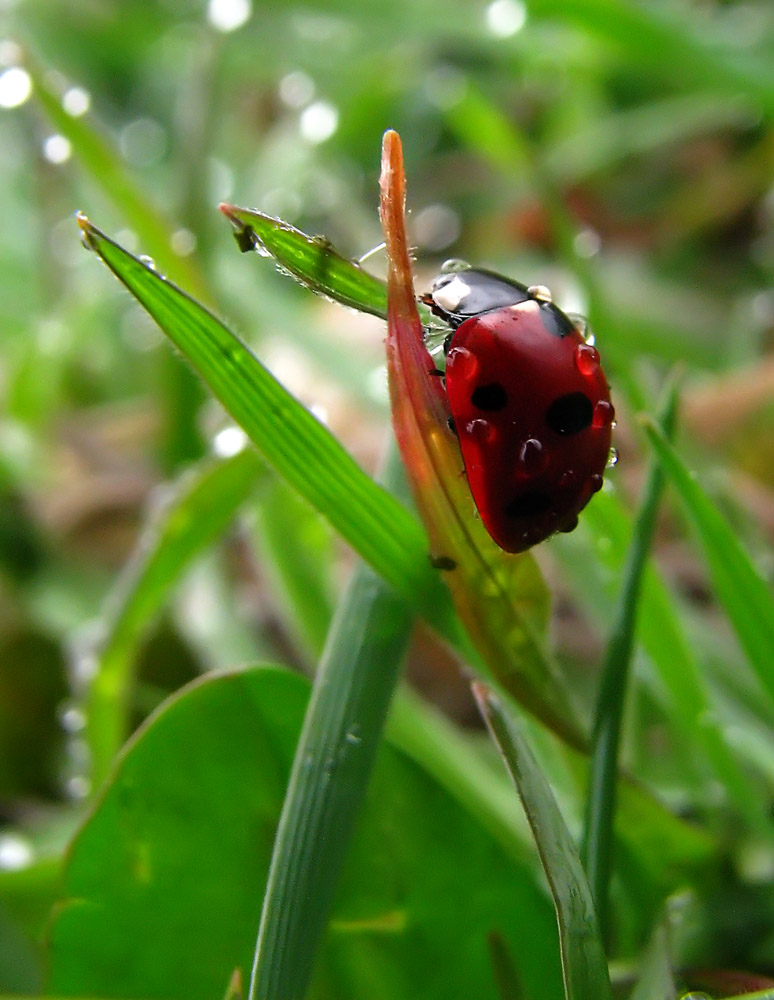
[
  {"x1": 379, "y1": 129, "x2": 584, "y2": 749},
  {"x1": 220, "y1": 204, "x2": 390, "y2": 319},
  {"x1": 83, "y1": 449, "x2": 265, "y2": 789},
  {"x1": 249, "y1": 444, "x2": 412, "y2": 1000},
  {"x1": 474, "y1": 683, "x2": 613, "y2": 1000},
  {"x1": 74, "y1": 213, "x2": 455, "y2": 635},
  {"x1": 642, "y1": 417, "x2": 774, "y2": 707}
]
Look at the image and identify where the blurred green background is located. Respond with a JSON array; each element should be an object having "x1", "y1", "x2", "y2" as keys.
[{"x1": 1, "y1": 0, "x2": 774, "y2": 994}]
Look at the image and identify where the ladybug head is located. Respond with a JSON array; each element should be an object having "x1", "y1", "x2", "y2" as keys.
[{"x1": 424, "y1": 265, "x2": 577, "y2": 338}]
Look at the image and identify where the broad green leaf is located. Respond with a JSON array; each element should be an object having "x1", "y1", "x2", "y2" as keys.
[
  {"x1": 85, "y1": 449, "x2": 265, "y2": 789},
  {"x1": 642, "y1": 418, "x2": 774, "y2": 708},
  {"x1": 50, "y1": 665, "x2": 563, "y2": 1000},
  {"x1": 379, "y1": 131, "x2": 582, "y2": 748},
  {"x1": 475, "y1": 684, "x2": 613, "y2": 1000}
]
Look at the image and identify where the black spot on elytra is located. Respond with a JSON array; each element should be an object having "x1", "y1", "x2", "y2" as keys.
[
  {"x1": 505, "y1": 492, "x2": 551, "y2": 518},
  {"x1": 546, "y1": 392, "x2": 593, "y2": 435},
  {"x1": 471, "y1": 382, "x2": 508, "y2": 411}
]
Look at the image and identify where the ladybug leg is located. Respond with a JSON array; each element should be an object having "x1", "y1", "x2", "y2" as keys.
[
  {"x1": 447, "y1": 417, "x2": 458, "y2": 436},
  {"x1": 428, "y1": 367, "x2": 445, "y2": 377}
]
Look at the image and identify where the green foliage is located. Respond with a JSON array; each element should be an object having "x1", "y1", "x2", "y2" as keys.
[{"x1": 2, "y1": 2, "x2": 774, "y2": 999}]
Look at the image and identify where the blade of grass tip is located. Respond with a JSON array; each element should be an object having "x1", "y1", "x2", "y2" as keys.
[
  {"x1": 379, "y1": 129, "x2": 585, "y2": 750},
  {"x1": 74, "y1": 212, "x2": 456, "y2": 643},
  {"x1": 474, "y1": 683, "x2": 613, "y2": 1000},
  {"x1": 629, "y1": 922, "x2": 676, "y2": 1000},
  {"x1": 581, "y1": 378, "x2": 679, "y2": 944},
  {"x1": 219, "y1": 204, "x2": 391, "y2": 320},
  {"x1": 641, "y1": 417, "x2": 774, "y2": 709},
  {"x1": 249, "y1": 440, "x2": 413, "y2": 1000},
  {"x1": 82, "y1": 449, "x2": 265, "y2": 790}
]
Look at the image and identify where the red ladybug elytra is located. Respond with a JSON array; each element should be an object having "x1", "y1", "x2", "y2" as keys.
[{"x1": 423, "y1": 263, "x2": 615, "y2": 554}]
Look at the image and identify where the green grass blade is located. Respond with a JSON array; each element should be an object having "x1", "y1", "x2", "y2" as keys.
[
  {"x1": 249, "y1": 444, "x2": 413, "y2": 1000},
  {"x1": 85, "y1": 449, "x2": 265, "y2": 789},
  {"x1": 581, "y1": 384, "x2": 677, "y2": 940},
  {"x1": 629, "y1": 922, "x2": 676, "y2": 1000},
  {"x1": 642, "y1": 418, "x2": 774, "y2": 706},
  {"x1": 75, "y1": 214, "x2": 451, "y2": 632},
  {"x1": 474, "y1": 684, "x2": 613, "y2": 1000},
  {"x1": 580, "y1": 492, "x2": 771, "y2": 836},
  {"x1": 220, "y1": 204, "x2": 389, "y2": 318},
  {"x1": 220, "y1": 204, "x2": 435, "y2": 326}
]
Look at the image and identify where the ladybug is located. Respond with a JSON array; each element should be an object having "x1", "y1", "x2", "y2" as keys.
[{"x1": 423, "y1": 262, "x2": 615, "y2": 554}]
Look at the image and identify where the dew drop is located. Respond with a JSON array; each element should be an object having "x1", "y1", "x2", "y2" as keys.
[
  {"x1": 593, "y1": 399, "x2": 615, "y2": 428},
  {"x1": 589, "y1": 473, "x2": 604, "y2": 493},
  {"x1": 440, "y1": 258, "x2": 471, "y2": 274},
  {"x1": 568, "y1": 313, "x2": 595, "y2": 344},
  {"x1": 57, "y1": 699, "x2": 86, "y2": 734},
  {"x1": 606, "y1": 446, "x2": 619, "y2": 468},
  {"x1": 447, "y1": 345, "x2": 481, "y2": 381},
  {"x1": 138, "y1": 254, "x2": 157, "y2": 270},
  {"x1": 0, "y1": 834, "x2": 34, "y2": 871},
  {"x1": 517, "y1": 438, "x2": 547, "y2": 476},
  {"x1": 558, "y1": 468, "x2": 578, "y2": 490},
  {"x1": 574, "y1": 343, "x2": 600, "y2": 376},
  {"x1": 527, "y1": 284, "x2": 552, "y2": 303},
  {"x1": 345, "y1": 724, "x2": 362, "y2": 746},
  {"x1": 465, "y1": 418, "x2": 498, "y2": 445}
]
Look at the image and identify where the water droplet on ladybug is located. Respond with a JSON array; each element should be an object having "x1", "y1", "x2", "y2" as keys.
[
  {"x1": 558, "y1": 469, "x2": 578, "y2": 490},
  {"x1": 593, "y1": 399, "x2": 615, "y2": 428},
  {"x1": 139, "y1": 254, "x2": 157, "y2": 270},
  {"x1": 568, "y1": 313, "x2": 596, "y2": 345},
  {"x1": 606, "y1": 446, "x2": 619, "y2": 469},
  {"x1": 589, "y1": 473, "x2": 604, "y2": 493},
  {"x1": 465, "y1": 418, "x2": 498, "y2": 445},
  {"x1": 440, "y1": 258, "x2": 472, "y2": 274},
  {"x1": 448, "y1": 345, "x2": 481, "y2": 381},
  {"x1": 575, "y1": 343, "x2": 601, "y2": 376},
  {"x1": 517, "y1": 438, "x2": 547, "y2": 476},
  {"x1": 527, "y1": 284, "x2": 552, "y2": 303}
]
